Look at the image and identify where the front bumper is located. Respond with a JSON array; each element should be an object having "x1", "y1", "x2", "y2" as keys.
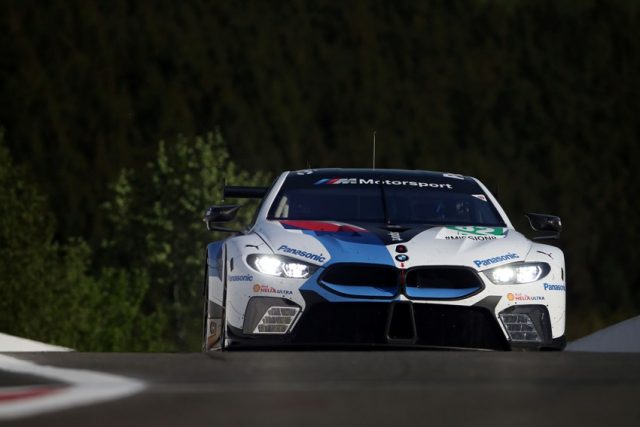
[{"x1": 226, "y1": 291, "x2": 564, "y2": 351}]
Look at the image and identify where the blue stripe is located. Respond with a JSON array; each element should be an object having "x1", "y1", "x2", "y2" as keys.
[
  {"x1": 320, "y1": 284, "x2": 397, "y2": 298},
  {"x1": 301, "y1": 230, "x2": 392, "y2": 267},
  {"x1": 404, "y1": 287, "x2": 480, "y2": 299}
]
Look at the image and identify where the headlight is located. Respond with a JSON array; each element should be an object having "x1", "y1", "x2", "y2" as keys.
[
  {"x1": 247, "y1": 254, "x2": 316, "y2": 279},
  {"x1": 484, "y1": 262, "x2": 550, "y2": 284}
]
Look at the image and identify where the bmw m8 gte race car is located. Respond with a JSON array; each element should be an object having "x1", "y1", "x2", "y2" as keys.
[{"x1": 202, "y1": 169, "x2": 566, "y2": 351}]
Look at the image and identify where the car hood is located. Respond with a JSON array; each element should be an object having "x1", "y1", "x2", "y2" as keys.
[{"x1": 254, "y1": 220, "x2": 533, "y2": 271}]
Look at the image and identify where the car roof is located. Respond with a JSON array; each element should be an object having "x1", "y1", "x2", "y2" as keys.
[{"x1": 287, "y1": 168, "x2": 475, "y2": 182}]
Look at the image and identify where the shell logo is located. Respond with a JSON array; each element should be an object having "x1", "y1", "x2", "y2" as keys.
[
  {"x1": 253, "y1": 284, "x2": 261, "y2": 293},
  {"x1": 507, "y1": 293, "x2": 515, "y2": 302}
]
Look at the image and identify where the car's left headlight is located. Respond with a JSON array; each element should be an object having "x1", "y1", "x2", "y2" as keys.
[
  {"x1": 484, "y1": 262, "x2": 550, "y2": 284},
  {"x1": 247, "y1": 254, "x2": 317, "y2": 279}
]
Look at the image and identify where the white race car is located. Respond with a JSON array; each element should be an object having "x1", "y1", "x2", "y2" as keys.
[{"x1": 202, "y1": 169, "x2": 566, "y2": 351}]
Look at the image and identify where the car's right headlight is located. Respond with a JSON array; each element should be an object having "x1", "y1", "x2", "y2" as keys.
[
  {"x1": 484, "y1": 262, "x2": 550, "y2": 284},
  {"x1": 247, "y1": 254, "x2": 317, "y2": 279}
]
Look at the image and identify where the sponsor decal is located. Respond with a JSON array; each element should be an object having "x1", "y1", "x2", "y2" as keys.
[
  {"x1": 228, "y1": 274, "x2": 253, "y2": 282},
  {"x1": 252, "y1": 284, "x2": 293, "y2": 296},
  {"x1": 277, "y1": 244, "x2": 326, "y2": 263},
  {"x1": 314, "y1": 178, "x2": 453, "y2": 189},
  {"x1": 389, "y1": 231, "x2": 402, "y2": 242},
  {"x1": 472, "y1": 194, "x2": 487, "y2": 202},
  {"x1": 473, "y1": 252, "x2": 519, "y2": 267},
  {"x1": 395, "y1": 254, "x2": 409, "y2": 262},
  {"x1": 437, "y1": 226, "x2": 507, "y2": 241},
  {"x1": 507, "y1": 292, "x2": 545, "y2": 302},
  {"x1": 543, "y1": 283, "x2": 566, "y2": 291},
  {"x1": 296, "y1": 169, "x2": 313, "y2": 175}
]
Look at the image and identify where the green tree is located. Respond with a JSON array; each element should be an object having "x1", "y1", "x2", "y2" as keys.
[
  {"x1": 0, "y1": 131, "x2": 165, "y2": 351},
  {"x1": 101, "y1": 131, "x2": 270, "y2": 350},
  {"x1": 2, "y1": 0, "x2": 639, "y2": 340}
]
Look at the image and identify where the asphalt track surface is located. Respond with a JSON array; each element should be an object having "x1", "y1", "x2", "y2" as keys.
[{"x1": 1, "y1": 351, "x2": 640, "y2": 426}]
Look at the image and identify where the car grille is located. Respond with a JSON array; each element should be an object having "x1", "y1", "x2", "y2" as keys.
[
  {"x1": 404, "y1": 267, "x2": 483, "y2": 299},
  {"x1": 319, "y1": 264, "x2": 398, "y2": 298},
  {"x1": 319, "y1": 264, "x2": 483, "y2": 299},
  {"x1": 321, "y1": 264, "x2": 398, "y2": 287}
]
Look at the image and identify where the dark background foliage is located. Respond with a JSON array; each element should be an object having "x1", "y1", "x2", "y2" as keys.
[{"x1": 1, "y1": 0, "x2": 638, "y2": 349}]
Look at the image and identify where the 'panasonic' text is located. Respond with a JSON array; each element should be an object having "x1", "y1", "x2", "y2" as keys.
[
  {"x1": 543, "y1": 283, "x2": 566, "y2": 291},
  {"x1": 474, "y1": 253, "x2": 520, "y2": 268},
  {"x1": 277, "y1": 245, "x2": 326, "y2": 263}
]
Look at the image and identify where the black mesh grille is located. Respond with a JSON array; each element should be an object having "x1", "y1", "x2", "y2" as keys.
[
  {"x1": 405, "y1": 267, "x2": 483, "y2": 289},
  {"x1": 320, "y1": 264, "x2": 397, "y2": 287}
]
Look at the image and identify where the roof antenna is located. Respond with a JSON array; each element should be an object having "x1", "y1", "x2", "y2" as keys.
[
  {"x1": 306, "y1": 160, "x2": 311, "y2": 169},
  {"x1": 372, "y1": 130, "x2": 376, "y2": 170}
]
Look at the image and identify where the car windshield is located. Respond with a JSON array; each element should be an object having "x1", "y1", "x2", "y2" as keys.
[{"x1": 267, "y1": 172, "x2": 506, "y2": 227}]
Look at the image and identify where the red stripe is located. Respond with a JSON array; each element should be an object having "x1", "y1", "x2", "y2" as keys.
[
  {"x1": 327, "y1": 178, "x2": 339, "y2": 184},
  {"x1": 280, "y1": 220, "x2": 367, "y2": 233},
  {"x1": 0, "y1": 386, "x2": 64, "y2": 403}
]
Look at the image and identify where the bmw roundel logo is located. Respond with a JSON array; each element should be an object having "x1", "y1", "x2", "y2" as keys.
[{"x1": 395, "y1": 254, "x2": 409, "y2": 262}]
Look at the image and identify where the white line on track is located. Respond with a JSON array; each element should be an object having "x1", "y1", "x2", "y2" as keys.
[{"x1": 0, "y1": 354, "x2": 145, "y2": 420}]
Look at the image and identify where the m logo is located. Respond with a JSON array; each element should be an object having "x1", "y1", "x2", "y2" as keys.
[{"x1": 314, "y1": 178, "x2": 358, "y2": 185}]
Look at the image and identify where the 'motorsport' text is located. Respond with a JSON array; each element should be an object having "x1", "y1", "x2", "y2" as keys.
[
  {"x1": 277, "y1": 245, "x2": 326, "y2": 263},
  {"x1": 314, "y1": 178, "x2": 453, "y2": 189},
  {"x1": 474, "y1": 252, "x2": 519, "y2": 268}
]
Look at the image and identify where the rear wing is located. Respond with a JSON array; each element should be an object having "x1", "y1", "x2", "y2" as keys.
[{"x1": 223, "y1": 185, "x2": 269, "y2": 199}]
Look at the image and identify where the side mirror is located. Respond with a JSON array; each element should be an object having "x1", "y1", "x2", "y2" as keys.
[
  {"x1": 525, "y1": 213, "x2": 562, "y2": 240},
  {"x1": 203, "y1": 205, "x2": 241, "y2": 232}
]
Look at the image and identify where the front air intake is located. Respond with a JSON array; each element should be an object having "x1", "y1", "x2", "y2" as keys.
[
  {"x1": 322, "y1": 264, "x2": 398, "y2": 287},
  {"x1": 404, "y1": 267, "x2": 483, "y2": 300},
  {"x1": 319, "y1": 264, "x2": 398, "y2": 298}
]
